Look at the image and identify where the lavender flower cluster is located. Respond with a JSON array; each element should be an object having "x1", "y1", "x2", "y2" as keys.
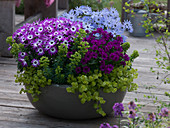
[
  {"x1": 75, "y1": 28, "x2": 130, "y2": 74},
  {"x1": 62, "y1": 6, "x2": 133, "y2": 42},
  {"x1": 11, "y1": 17, "x2": 83, "y2": 67},
  {"x1": 100, "y1": 101, "x2": 169, "y2": 128}
]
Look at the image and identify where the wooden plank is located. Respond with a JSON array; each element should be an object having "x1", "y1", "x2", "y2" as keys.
[{"x1": 15, "y1": 13, "x2": 42, "y2": 31}]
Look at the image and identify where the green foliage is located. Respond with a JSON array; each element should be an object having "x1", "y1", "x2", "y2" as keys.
[
  {"x1": 15, "y1": 57, "x2": 52, "y2": 102},
  {"x1": 67, "y1": 63, "x2": 138, "y2": 116}
]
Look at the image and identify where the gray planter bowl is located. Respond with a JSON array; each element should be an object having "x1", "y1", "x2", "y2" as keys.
[{"x1": 26, "y1": 84, "x2": 126, "y2": 120}]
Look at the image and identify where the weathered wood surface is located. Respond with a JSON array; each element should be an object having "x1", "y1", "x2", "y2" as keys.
[{"x1": 0, "y1": 32, "x2": 169, "y2": 128}]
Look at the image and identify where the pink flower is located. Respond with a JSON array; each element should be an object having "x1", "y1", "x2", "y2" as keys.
[
  {"x1": 44, "y1": 0, "x2": 55, "y2": 7},
  {"x1": 15, "y1": 0, "x2": 21, "y2": 7}
]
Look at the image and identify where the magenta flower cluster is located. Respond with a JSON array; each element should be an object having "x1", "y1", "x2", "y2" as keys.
[
  {"x1": 76, "y1": 28, "x2": 130, "y2": 74},
  {"x1": 11, "y1": 17, "x2": 83, "y2": 67}
]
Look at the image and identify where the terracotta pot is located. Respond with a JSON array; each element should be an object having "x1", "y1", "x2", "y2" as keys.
[{"x1": 26, "y1": 84, "x2": 126, "y2": 120}]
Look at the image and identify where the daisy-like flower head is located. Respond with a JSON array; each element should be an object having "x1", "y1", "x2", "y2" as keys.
[
  {"x1": 26, "y1": 34, "x2": 34, "y2": 40},
  {"x1": 36, "y1": 47, "x2": 44, "y2": 56},
  {"x1": 48, "y1": 46, "x2": 58, "y2": 56},
  {"x1": 147, "y1": 113, "x2": 156, "y2": 122},
  {"x1": 18, "y1": 58, "x2": 28, "y2": 67},
  {"x1": 128, "y1": 101, "x2": 137, "y2": 110},
  {"x1": 99, "y1": 123, "x2": 112, "y2": 128},
  {"x1": 31, "y1": 59, "x2": 40, "y2": 67},
  {"x1": 129, "y1": 109, "x2": 138, "y2": 119},
  {"x1": 20, "y1": 36, "x2": 26, "y2": 43},
  {"x1": 62, "y1": 39, "x2": 69, "y2": 47},
  {"x1": 18, "y1": 52, "x2": 27, "y2": 58},
  {"x1": 44, "y1": 45, "x2": 51, "y2": 51},
  {"x1": 70, "y1": 26, "x2": 77, "y2": 32},
  {"x1": 37, "y1": 26, "x2": 44, "y2": 33},
  {"x1": 56, "y1": 35, "x2": 63, "y2": 41},
  {"x1": 159, "y1": 107, "x2": 169, "y2": 117},
  {"x1": 48, "y1": 39, "x2": 56, "y2": 46}
]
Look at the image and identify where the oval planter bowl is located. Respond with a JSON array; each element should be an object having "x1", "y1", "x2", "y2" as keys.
[{"x1": 26, "y1": 84, "x2": 126, "y2": 120}]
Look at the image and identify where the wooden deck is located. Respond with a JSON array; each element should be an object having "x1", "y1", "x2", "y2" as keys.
[{"x1": 0, "y1": 32, "x2": 169, "y2": 128}]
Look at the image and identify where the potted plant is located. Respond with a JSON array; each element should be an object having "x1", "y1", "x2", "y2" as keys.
[{"x1": 6, "y1": 6, "x2": 139, "y2": 119}]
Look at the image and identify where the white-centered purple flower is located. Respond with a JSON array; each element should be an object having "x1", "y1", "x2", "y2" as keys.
[
  {"x1": 48, "y1": 39, "x2": 56, "y2": 46},
  {"x1": 48, "y1": 46, "x2": 57, "y2": 55},
  {"x1": 36, "y1": 47, "x2": 44, "y2": 56},
  {"x1": 18, "y1": 52, "x2": 27, "y2": 58},
  {"x1": 31, "y1": 59, "x2": 40, "y2": 67},
  {"x1": 70, "y1": 26, "x2": 77, "y2": 32},
  {"x1": 27, "y1": 34, "x2": 33, "y2": 40},
  {"x1": 57, "y1": 35, "x2": 63, "y2": 41}
]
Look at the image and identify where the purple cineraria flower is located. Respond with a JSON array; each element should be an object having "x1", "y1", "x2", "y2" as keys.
[
  {"x1": 101, "y1": 52, "x2": 108, "y2": 60},
  {"x1": 67, "y1": 51, "x2": 73, "y2": 58},
  {"x1": 36, "y1": 47, "x2": 44, "y2": 56},
  {"x1": 8, "y1": 45, "x2": 12, "y2": 51},
  {"x1": 18, "y1": 52, "x2": 27, "y2": 58},
  {"x1": 76, "y1": 67, "x2": 81, "y2": 74},
  {"x1": 92, "y1": 52, "x2": 98, "y2": 59},
  {"x1": 31, "y1": 59, "x2": 40, "y2": 67},
  {"x1": 112, "y1": 125, "x2": 119, "y2": 128},
  {"x1": 56, "y1": 35, "x2": 63, "y2": 41},
  {"x1": 104, "y1": 64, "x2": 114, "y2": 74},
  {"x1": 100, "y1": 123, "x2": 112, "y2": 128},
  {"x1": 70, "y1": 26, "x2": 77, "y2": 32},
  {"x1": 18, "y1": 58, "x2": 27, "y2": 67},
  {"x1": 147, "y1": 113, "x2": 156, "y2": 122},
  {"x1": 159, "y1": 108, "x2": 169, "y2": 117},
  {"x1": 26, "y1": 34, "x2": 34, "y2": 40},
  {"x1": 81, "y1": 58, "x2": 88, "y2": 65},
  {"x1": 112, "y1": 103, "x2": 124, "y2": 117},
  {"x1": 109, "y1": 53, "x2": 119, "y2": 61},
  {"x1": 120, "y1": 61, "x2": 126, "y2": 66},
  {"x1": 128, "y1": 101, "x2": 137, "y2": 110},
  {"x1": 100, "y1": 64, "x2": 106, "y2": 72},
  {"x1": 44, "y1": 45, "x2": 51, "y2": 51},
  {"x1": 129, "y1": 109, "x2": 137, "y2": 119},
  {"x1": 48, "y1": 46, "x2": 58, "y2": 56},
  {"x1": 83, "y1": 66, "x2": 90, "y2": 73},
  {"x1": 48, "y1": 39, "x2": 56, "y2": 46}
]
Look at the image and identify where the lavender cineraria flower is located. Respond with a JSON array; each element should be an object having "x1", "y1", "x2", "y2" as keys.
[
  {"x1": 129, "y1": 109, "x2": 138, "y2": 119},
  {"x1": 100, "y1": 123, "x2": 112, "y2": 128},
  {"x1": 128, "y1": 101, "x2": 137, "y2": 110},
  {"x1": 112, "y1": 125, "x2": 119, "y2": 128},
  {"x1": 31, "y1": 59, "x2": 40, "y2": 67},
  {"x1": 159, "y1": 108, "x2": 169, "y2": 117},
  {"x1": 112, "y1": 103, "x2": 124, "y2": 117},
  {"x1": 147, "y1": 113, "x2": 156, "y2": 122},
  {"x1": 62, "y1": 6, "x2": 133, "y2": 42}
]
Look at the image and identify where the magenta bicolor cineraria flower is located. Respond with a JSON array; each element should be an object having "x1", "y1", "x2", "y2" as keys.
[
  {"x1": 10, "y1": 17, "x2": 83, "y2": 68},
  {"x1": 18, "y1": 58, "x2": 28, "y2": 67},
  {"x1": 112, "y1": 103, "x2": 124, "y2": 117},
  {"x1": 18, "y1": 52, "x2": 27, "y2": 58},
  {"x1": 31, "y1": 59, "x2": 40, "y2": 67},
  {"x1": 159, "y1": 108, "x2": 169, "y2": 117}
]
